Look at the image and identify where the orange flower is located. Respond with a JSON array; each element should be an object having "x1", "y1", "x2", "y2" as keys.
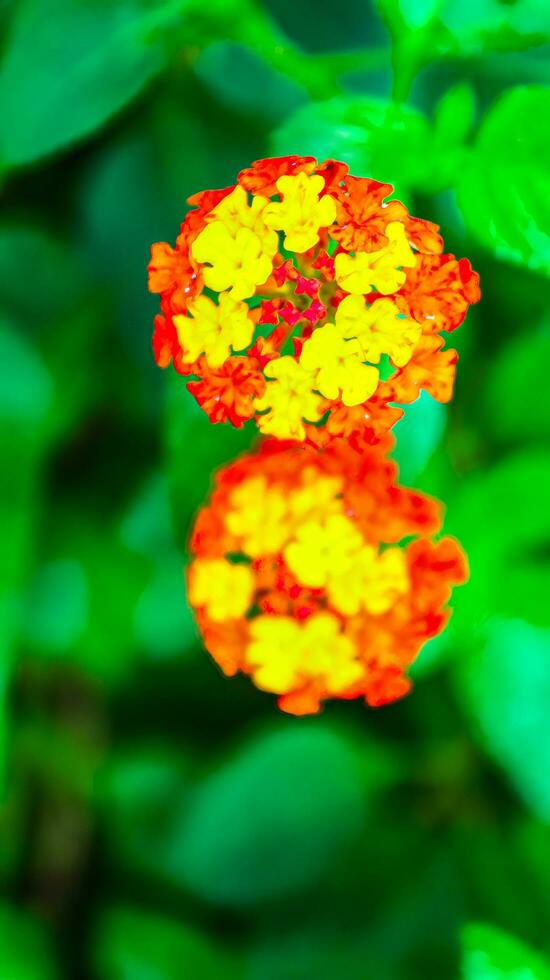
[
  {"x1": 186, "y1": 437, "x2": 467, "y2": 715},
  {"x1": 238, "y1": 154, "x2": 316, "y2": 197},
  {"x1": 396, "y1": 254, "x2": 481, "y2": 333},
  {"x1": 383, "y1": 334, "x2": 458, "y2": 404},
  {"x1": 187, "y1": 356, "x2": 266, "y2": 427},
  {"x1": 148, "y1": 156, "x2": 480, "y2": 446}
]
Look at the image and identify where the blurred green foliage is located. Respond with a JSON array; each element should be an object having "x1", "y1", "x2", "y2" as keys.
[{"x1": 0, "y1": 0, "x2": 549, "y2": 977}]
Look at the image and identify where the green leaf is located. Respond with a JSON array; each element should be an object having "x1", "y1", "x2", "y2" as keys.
[
  {"x1": 23, "y1": 560, "x2": 88, "y2": 653},
  {"x1": 165, "y1": 375, "x2": 254, "y2": 544},
  {"x1": 272, "y1": 96, "x2": 437, "y2": 195},
  {"x1": 447, "y1": 450, "x2": 550, "y2": 630},
  {"x1": 0, "y1": 321, "x2": 52, "y2": 429},
  {"x1": 376, "y1": 0, "x2": 442, "y2": 32},
  {"x1": 458, "y1": 86, "x2": 550, "y2": 275},
  {"x1": 462, "y1": 922, "x2": 550, "y2": 980},
  {"x1": 194, "y1": 41, "x2": 308, "y2": 123},
  {"x1": 0, "y1": 903, "x2": 58, "y2": 980},
  {"x1": 94, "y1": 906, "x2": 242, "y2": 980},
  {"x1": 457, "y1": 618, "x2": 550, "y2": 822},
  {"x1": 27, "y1": 515, "x2": 150, "y2": 684},
  {"x1": 164, "y1": 723, "x2": 367, "y2": 907},
  {"x1": 120, "y1": 472, "x2": 174, "y2": 559},
  {"x1": 134, "y1": 556, "x2": 199, "y2": 659},
  {"x1": 0, "y1": 321, "x2": 53, "y2": 793},
  {"x1": 434, "y1": 82, "x2": 476, "y2": 145},
  {"x1": 0, "y1": 225, "x2": 88, "y2": 330},
  {"x1": 484, "y1": 323, "x2": 550, "y2": 444},
  {"x1": 97, "y1": 745, "x2": 191, "y2": 875},
  {"x1": 441, "y1": 0, "x2": 549, "y2": 56},
  {"x1": 392, "y1": 391, "x2": 446, "y2": 485},
  {"x1": 0, "y1": 0, "x2": 180, "y2": 168}
]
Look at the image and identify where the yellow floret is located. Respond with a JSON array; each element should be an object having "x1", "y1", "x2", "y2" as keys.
[
  {"x1": 246, "y1": 612, "x2": 362, "y2": 695},
  {"x1": 336, "y1": 296, "x2": 421, "y2": 368},
  {"x1": 225, "y1": 476, "x2": 290, "y2": 557},
  {"x1": 188, "y1": 558, "x2": 254, "y2": 622},
  {"x1": 191, "y1": 223, "x2": 274, "y2": 300},
  {"x1": 173, "y1": 291, "x2": 254, "y2": 368},
  {"x1": 287, "y1": 469, "x2": 344, "y2": 523},
  {"x1": 284, "y1": 513, "x2": 364, "y2": 589},
  {"x1": 334, "y1": 222, "x2": 416, "y2": 296},
  {"x1": 299, "y1": 323, "x2": 379, "y2": 406},
  {"x1": 263, "y1": 172, "x2": 337, "y2": 253},
  {"x1": 254, "y1": 356, "x2": 324, "y2": 440},
  {"x1": 298, "y1": 614, "x2": 363, "y2": 693},
  {"x1": 245, "y1": 616, "x2": 303, "y2": 693},
  {"x1": 328, "y1": 545, "x2": 409, "y2": 615}
]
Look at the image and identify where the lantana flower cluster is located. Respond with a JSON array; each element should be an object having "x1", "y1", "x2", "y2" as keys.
[
  {"x1": 149, "y1": 154, "x2": 480, "y2": 449},
  {"x1": 149, "y1": 155, "x2": 478, "y2": 713},
  {"x1": 187, "y1": 436, "x2": 468, "y2": 715}
]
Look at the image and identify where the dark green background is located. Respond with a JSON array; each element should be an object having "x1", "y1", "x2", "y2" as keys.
[{"x1": 0, "y1": 0, "x2": 549, "y2": 977}]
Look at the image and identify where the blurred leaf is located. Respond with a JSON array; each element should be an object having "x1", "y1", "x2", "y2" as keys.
[
  {"x1": 95, "y1": 906, "x2": 242, "y2": 980},
  {"x1": 409, "y1": 624, "x2": 455, "y2": 679},
  {"x1": 0, "y1": 0, "x2": 180, "y2": 168},
  {"x1": 27, "y1": 515, "x2": 151, "y2": 684},
  {"x1": 164, "y1": 723, "x2": 367, "y2": 907},
  {"x1": 194, "y1": 41, "x2": 308, "y2": 123},
  {"x1": 462, "y1": 922, "x2": 550, "y2": 980},
  {"x1": 0, "y1": 320, "x2": 53, "y2": 429},
  {"x1": 272, "y1": 96, "x2": 442, "y2": 195},
  {"x1": 0, "y1": 225, "x2": 88, "y2": 330},
  {"x1": 433, "y1": 82, "x2": 476, "y2": 144},
  {"x1": 0, "y1": 321, "x2": 51, "y2": 790},
  {"x1": 120, "y1": 472, "x2": 174, "y2": 559},
  {"x1": 393, "y1": 0, "x2": 442, "y2": 31},
  {"x1": 23, "y1": 559, "x2": 88, "y2": 653},
  {"x1": 392, "y1": 391, "x2": 446, "y2": 485},
  {"x1": 484, "y1": 322, "x2": 550, "y2": 444},
  {"x1": 448, "y1": 450, "x2": 550, "y2": 630},
  {"x1": 134, "y1": 556, "x2": 198, "y2": 659},
  {"x1": 0, "y1": 903, "x2": 58, "y2": 979},
  {"x1": 165, "y1": 376, "x2": 254, "y2": 544},
  {"x1": 457, "y1": 618, "x2": 550, "y2": 822},
  {"x1": 79, "y1": 125, "x2": 176, "y2": 377},
  {"x1": 0, "y1": 228, "x2": 103, "y2": 441},
  {"x1": 458, "y1": 86, "x2": 550, "y2": 275},
  {"x1": 97, "y1": 744, "x2": 190, "y2": 875},
  {"x1": 441, "y1": 0, "x2": 549, "y2": 56},
  {"x1": 261, "y1": 0, "x2": 388, "y2": 53}
]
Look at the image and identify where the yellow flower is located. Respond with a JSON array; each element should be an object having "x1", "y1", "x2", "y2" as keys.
[
  {"x1": 334, "y1": 222, "x2": 416, "y2": 296},
  {"x1": 299, "y1": 323, "x2": 379, "y2": 406},
  {"x1": 363, "y1": 547, "x2": 409, "y2": 614},
  {"x1": 225, "y1": 476, "x2": 290, "y2": 556},
  {"x1": 173, "y1": 292, "x2": 254, "y2": 368},
  {"x1": 336, "y1": 296, "x2": 421, "y2": 368},
  {"x1": 188, "y1": 558, "x2": 254, "y2": 622},
  {"x1": 287, "y1": 469, "x2": 344, "y2": 524},
  {"x1": 263, "y1": 173, "x2": 337, "y2": 253},
  {"x1": 284, "y1": 513, "x2": 364, "y2": 589},
  {"x1": 191, "y1": 223, "x2": 274, "y2": 300},
  {"x1": 328, "y1": 545, "x2": 409, "y2": 615},
  {"x1": 191, "y1": 187, "x2": 278, "y2": 300},
  {"x1": 298, "y1": 614, "x2": 363, "y2": 693},
  {"x1": 245, "y1": 616, "x2": 303, "y2": 693},
  {"x1": 254, "y1": 356, "x2": 324, "y2": 440},
  {"x1": 246, "y1": 613, "x2": 362, "y2": 695},
  {"x1": 209, "y1": 185, "x2": 276, "y2": 248}
]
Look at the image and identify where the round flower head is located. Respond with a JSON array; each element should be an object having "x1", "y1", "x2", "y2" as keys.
[
  {"x1": 187, "y1": 436, "x2": 468, "y2": 715},
  {"x1": 148, "y1": 156, "x2": 480, "y2": 449}
]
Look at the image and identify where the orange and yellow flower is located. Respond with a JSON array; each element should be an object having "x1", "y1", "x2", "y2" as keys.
[
  {"x1": 186, "y1": 436, "x2": 468, "y2": 715},
  {"x1": 148, "y1": 155, "x2": 480, "y2": 447}
]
